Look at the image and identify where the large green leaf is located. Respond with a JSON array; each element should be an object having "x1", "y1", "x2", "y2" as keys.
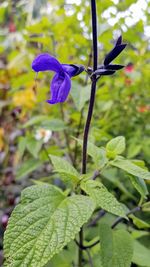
[
  {"x1": 81, "y1": 180, "x2": 126, "y2": 218},
  {"x1": 132, "y1": 240, "x2": 150, "y2": 266},
  {"x1": 110, "y1": 156, "x2": 150, "y2": 180},
  {"x1": 4, "y1": 184, "x2": 95, "y2": 267},
  {"x1": 99, "y1": 223, "x2": 133, "y2": 267},
  {"x1": 106, "y1": 136, "x2": 126, "y2": 159},
  {"x1": 49, "y1": 155, "x2": 80, "y2": 184}
]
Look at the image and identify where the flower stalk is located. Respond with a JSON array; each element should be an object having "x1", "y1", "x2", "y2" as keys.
[{"x1": 79, "y1": 0, "x2": 98, "y2": 265}]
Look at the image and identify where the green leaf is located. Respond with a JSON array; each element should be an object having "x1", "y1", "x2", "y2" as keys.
[
  {"x1": 106, "y1": 136, "x2": 126, "y2": 159},
  {"x1": 99, "y1": 224, "x2": 133, "y2": 267},
  {"x1": 81, "y1": 180, "x2": 126, "y2": 218},
  {"x1": 41, "y1": 119, "x2": 66, "y2": 131},
  {"x1": 26, "y1": 137, "x2": 43, "y2": 158},
  {"x1": 129, "y1": 215, "x2": 150, "y2": 229},
  {"x1": 142, "y1": 201, "x2": 150, "y2": 212},
  {"x1": 75, "y1": 138, "x2": 108, "y2": 168},
  {"x1": 71, "y1": 81, "x2": 91, "y2": 111},
  {"x1": 18, "y1": 137, "x2": 27, "y2": 158},
  {"x1": 49, "y1": 155, "x2": 80, "y2": 184},
  {"x1": 99, "y1": 223, "x2": 113, "y2": 267},
  {"x1": 4, "y1": 184, "x2": 95, "y2": 267},
  {"x1": 132, "y1": 240, "x2": 150, "y2": 266},
  {"x1": 22, "y1": 115, "x2": 51, "y2": 128},
  {"x1": 110, "y1": 156, "x2": 150, "y2": 180},
  {"x1": 16, "y1": 159, "x2": 43, "y2": 179},
  {"x1": 129, "y1": 175, "x2": 148, "y2": 198}
]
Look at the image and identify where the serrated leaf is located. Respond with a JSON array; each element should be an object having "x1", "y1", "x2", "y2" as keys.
[
  {"x1": 110, "y1": 156, "x2": 150, "y2": 180},
  {"x1": 129, "y1": 175, "x2": 148, "y2": 198},
  {"x1": 16, "y1": 159, "x2": 43, "y2": 179},
  {"x1": 132, "y1": 240, "x2": 150, "y2": 266},
  {"x1": 99, "y1": 224, "x2": 133, "y2": 267},
  {"x1": 81, "y1": 180, "x2": 126, "y2": 218},
  {"x1": 75, "y1": 138, "x2": 108, "y2": 168},
  {"x1": 106, "y1": 136, "x2": 126, "y2": 159},
  {"x1": 4, "y1": 184, "x2": 95, "y2": 267},
  {"x1": 49, "y1": 155, "x2": 80, "y2": 184}
]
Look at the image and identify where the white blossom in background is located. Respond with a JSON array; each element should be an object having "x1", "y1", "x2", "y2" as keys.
[{"x1": 35, "y1": 128, "x2": 52, "y2": 143}]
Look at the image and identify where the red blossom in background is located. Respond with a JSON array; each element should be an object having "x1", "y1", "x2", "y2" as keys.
[
  {"x1": 137, "y1": 106, "x2": 150, "y2": 113},
  {"x1": 124, "y1": 63, "x2": 134, "y2": 73}
]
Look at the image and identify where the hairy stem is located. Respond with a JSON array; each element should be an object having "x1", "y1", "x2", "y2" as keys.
[{"x1": 78, "y1": 0, "x2": 98, "y2": 266}]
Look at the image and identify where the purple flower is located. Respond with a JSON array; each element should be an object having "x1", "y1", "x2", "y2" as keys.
[
  {"x1": 93, "y1": 35, "x2": 127, "y2": 77},
  {"x1": 32, "y1": 53, "x2": 84, "y2": 104}
]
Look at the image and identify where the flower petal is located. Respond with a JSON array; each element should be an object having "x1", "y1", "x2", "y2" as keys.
[
  {"x1": 32, "y1": 53, "x2": 63, "y2": 73},
  {"x1": 104, "y1": 44, "x2": 127, "y2": 66},
  {"x1": 47, "y1": 72, "x2": 71, "y2": 104},
  {"x1": 94, "y1": 69, "x2": 115, "y2": 76},
  {"x1": 106, "y1": 64, "x2": 124, "y2": 70},
  {"x1": 62, "y1": 64, "x2": 84, "y2": 77},
  {"x1": 115, "y1": 35, "x2": 122, "y2": 46}
]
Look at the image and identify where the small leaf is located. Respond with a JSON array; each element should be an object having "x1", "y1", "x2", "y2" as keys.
[
  {"x1": 23, "y1": 115, "x2": 51, "y2": 128},
  {"x1": 110, "y1": 156, "x2": 150, "y2": 180},
  {"x1": 75, "y1": 138, "x2": 108, "y2": 168},
  {"x1": 26, "y1": 137, "x2": 43, "y2": 158},
  {"x1": 129, "y1": 215, "x2": 150, "y2": 229},
  {"x1": 16, "y1": 159, "x2": 43, "y2": 179},
  {"x1": 49, "y1": 155, "x2": 80, "y2": 184},
  {"x1": 41, "y1": 119, "x2": 66, "y2": 131},
  {"x1": 106, "y1": 136, "x2": 126, "y2": 159},
  {"x1": 142, "y1": 201, "x2": 150, "y2": 212},
  {"x1": 18, "y1": 137, "x2": 27, "y2": 158},
  {"x1": 81, "y1": 180, "x2": 126, "y2": 218},
  {"x1": 99, "y1": 224, "x2": 133, "y2": 267},
  {"x1": 129, "y1": 175, "x2": 148, "y2": 198},
  {"x1": 4, "y1": 184, "x2": 95, "y2": 267}
]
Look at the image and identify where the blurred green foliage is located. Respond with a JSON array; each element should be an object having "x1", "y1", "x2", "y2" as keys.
[{"x1": 0, "y1": 0, "x2": 150, "y2": 266}]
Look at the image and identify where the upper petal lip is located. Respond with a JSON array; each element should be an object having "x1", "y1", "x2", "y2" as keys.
[{"x1": 32, "y1": 53, "x2": 63, "y2": 73}]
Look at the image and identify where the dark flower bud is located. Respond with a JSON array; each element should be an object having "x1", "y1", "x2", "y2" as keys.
[{"x1": 104, "y1": 35, "x2": 127, "y2": 66}]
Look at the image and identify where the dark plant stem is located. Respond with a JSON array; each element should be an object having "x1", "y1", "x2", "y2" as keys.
[
  {"x1": 81, "y1": 0, "x2": 98, "y2": 174},
  {"x1": 73, "y1": 49, "x2": 92, "y2": 167},
  {"x1": 88, "y1": 209, "x2": 106, "y2": 227},
  {"x1": 76, "y1": 205, "x2": 142, "y2": 250},
  {"x1": 86, "y1": 249, "x2": 94, "y2": 267},
  {"x1": 78, "y1": 0, "x2": 98, "y2": 266},
  {"x1": 111, "y1": 206, "x2": 141, "y2": 229}
]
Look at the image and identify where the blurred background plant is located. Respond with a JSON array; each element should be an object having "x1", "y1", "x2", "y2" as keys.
[{"x1": 0, "y1": 0, "x2": 150, "y2": 266}]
